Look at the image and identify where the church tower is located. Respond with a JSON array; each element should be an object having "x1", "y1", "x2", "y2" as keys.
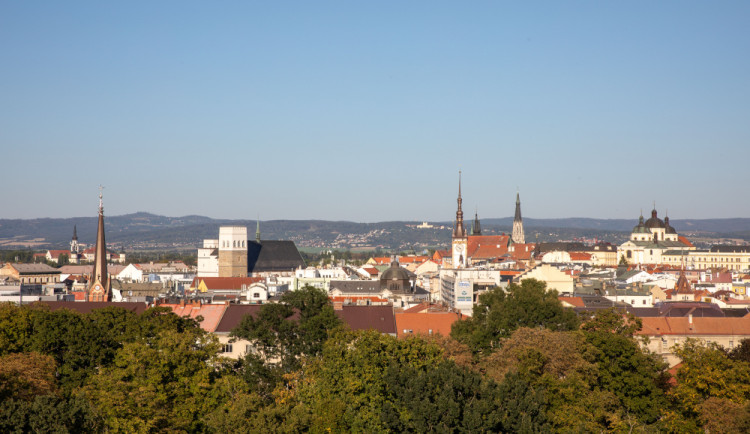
[
  {"x1": 70, "y1": 225, "x2": 79, "y2": 254},
  {"x1": 471, "y1": 208, "x2": 482, "y2": 236},
  {"x1": 218, "y1": 226, "x2": 248, "y2": 277},
  {"x1": 88, "y1": 187, "x2": 111, "y2": 302},
  {"x1": 452, "y1": 172, "x2": 468, "y2": 268},
  {"x1": 511, "y1": 191, "x2": 525, "y2": 244}
]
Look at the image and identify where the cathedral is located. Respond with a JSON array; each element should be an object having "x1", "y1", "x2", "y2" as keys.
[{"x1": 88, "y1": 188, "x2": 111, "y2": 302}]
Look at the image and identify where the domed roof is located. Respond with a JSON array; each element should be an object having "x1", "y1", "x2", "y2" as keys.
[
  {"x1": 644, "y1": 209, "x2": 665, "y2": 229},
  {"x1": 664, "y1": 216, "x2": 677, "y2": 234},
  {"x1": 380, "y1": 260, "x2": 410, "y2": 282},
  {"x1": 632, "y1": 215, "x2": 650, "y2": 233}
]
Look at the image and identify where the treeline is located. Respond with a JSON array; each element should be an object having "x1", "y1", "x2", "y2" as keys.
[{"x1": 3, "y1": 282, "x2": 750, "y2": 432}]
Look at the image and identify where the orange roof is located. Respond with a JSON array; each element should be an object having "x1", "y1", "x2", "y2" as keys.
[
  {"x1": 362, "y1": 267, "x2": 379, "y2": 276},
  {"x1": 569, "y1": 252, "x2": 592, "y2": 261},
  {"x1": 509, "y1": 243, "x2": 536, "y2": 260},
  {"x1": 558, "y1": 296, "x2": 584, "y2": 307},
  {"x1": 500, "y1": 270, "x2": 522, "y2": 276},
  {"x1": 678, "y1": 236, "x2": 694, "y2": 248},
  {"x1": 395, "y1": 311, "x2": 463, "y2": 338},
  {"x1": 398, "y1": 256, "x2": 429, "y2": 264},
  {"x1": 371, "y1": 257, "x2": 392, "y2": 265},
  {"x1": 637, "y1": 315, "x2": 750, "y2": 337},
  {"x1": 162, "y1": 303, "x2": 229, "y2": 332},
  {"x1": 433, "y1": 250, "x2": 450, "y2": 260},
  {"x1": 467, "y1": 235, "x2": 510, "y2": 259}
]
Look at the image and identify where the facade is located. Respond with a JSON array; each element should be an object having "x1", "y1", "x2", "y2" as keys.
[
  {"x1": 197, "y1": 239, "x2": 219, "y2": 277},
  {"x1": 517, "y1": 264, "x2": 575, "y2": 294},
  {"x1": 662, "y1": 246, "x2": 750, "y2": 272},
  {"x1": 439, "y1": 268, "x2": 505, "y2": 315}
]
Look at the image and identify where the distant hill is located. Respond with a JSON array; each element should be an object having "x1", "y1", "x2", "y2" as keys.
[{"x1": 1, "y1": 213, "x2": 749, "y2": 251}]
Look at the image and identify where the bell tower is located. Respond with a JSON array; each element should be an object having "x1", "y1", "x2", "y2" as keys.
[
  {"x1": 511, "y1": 191, "x2": 525, "y2": 244},
  {"x1": 452, "y1": 171, "x2": 468, "y2": 268}
]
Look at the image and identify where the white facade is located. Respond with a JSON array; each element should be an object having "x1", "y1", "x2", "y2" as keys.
[
  {"x1": 197, "y1": 239, "x2": 219, "y2": 277},
  {"x1": 439, "y1": 268, "x2": 505, "y2": 316}
]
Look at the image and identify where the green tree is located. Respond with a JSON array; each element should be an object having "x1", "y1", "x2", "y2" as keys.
[
  {"x1": 671, "y1": 339, "x2": 750, "y2": 418},
  {"x1": 451, "y1": 279, "x2": 579, "y2": 354},
  {"x1": 230, "y1": 285, "x2": 343, "y2": 389},
  {"x1": 82, "y1": 329, "x2": 223, "y2": 433},
  {"x1": 0, "y1": 303, "x2": 33, "y2": 356}
]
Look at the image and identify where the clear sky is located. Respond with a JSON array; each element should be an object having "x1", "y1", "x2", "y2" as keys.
[{"x1": 1, "y1": 1, "x2": 749, "y2": 222}]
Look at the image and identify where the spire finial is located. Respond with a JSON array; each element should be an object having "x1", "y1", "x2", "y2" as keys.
[{"x1": 98, "y1": 185, "x2": 105, "y2": 215}]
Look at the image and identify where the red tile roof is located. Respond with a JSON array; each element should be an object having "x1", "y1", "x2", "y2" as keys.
[
  {"x1": 395, "y1": 311, "x2": 463, "y2": 338},
  {"x1": 162, "y1": 303, "x2": 229, "y2": 332},
  {"x1": 569, "y1": 252, "x2": 592, "y2": 261},
  {"x1": 637, "y1": 315, "x2": 750, "y2": 337},
  {"x1": 467, "y1": 235, "x2": 510, "y2": 259}
]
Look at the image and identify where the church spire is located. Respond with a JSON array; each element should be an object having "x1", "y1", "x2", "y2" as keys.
[
  {"x1": 452, "y1": 171, "x2": 466, "y2": 238},
  {"x1": 511, "y1": 190, "x2": 525, "y2": 244},
  {"x1": 88, "y1": 186, "x2": 111, "y2": 302},
  {"x1": 472, "y1": 207, "x2": 482, "y2": 235},
  {"x1": 255, "y1": 216, "x2": 261, "y2": 243}
]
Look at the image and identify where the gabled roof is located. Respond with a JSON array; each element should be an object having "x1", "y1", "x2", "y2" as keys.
[
  {"x1": 395, "y1": 311, "x2": 463, "y2": 338},
  {"x1": 163, "y1": 303, "x2": 229, "y2": 332},
  {"x1": 5, "y1": 263, "x2": 61, "y2": 274},
  {"x1": 214, "y1": 304, "x2": 264, "y2": 333},
  {"x1": 467, "y1": 235, "x2": 510, "y2": 259},
  {"x1": 637, "y1": 315, "x2": 750, "y2": 337},
  {"x1": 569, "y1": 252, "x2": 592, "y2": 261},
  {"x1": 336, "y1": 305, "x2": 396, "y2": 334},
  {"x1": 247, "y1": 240, "x2": 305, "y2": 273}
]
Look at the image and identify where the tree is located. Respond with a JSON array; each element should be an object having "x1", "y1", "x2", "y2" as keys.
[
  {"x1": 57, "y1": 253, "x2": 69, "y2": 266},
  {"x1": 451, "y1": 279, "x2": 579, "y2": 354},
  {"x1": 583, "y1": 317, "x2": 669, "y2": 424},
  {"x1": 0, "y1": 303, "x2": 33, "y2": 356},
  {"x1": 82, "y1": 329, "x2": 224, "y2": 433},
  {"x1": 231, "y1": 286, "x2": 342, "y2": 376},
  {"x1": 671, "y1": 339, "x2": 750, "y2": 418},
  {"x1": 0, "y1": 352, "x2": 57, "y2": 402}
]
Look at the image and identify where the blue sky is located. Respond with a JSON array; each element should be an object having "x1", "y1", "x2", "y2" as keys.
[{"x1": 1, "y1": 1, "x2": 748, "y2": 221}]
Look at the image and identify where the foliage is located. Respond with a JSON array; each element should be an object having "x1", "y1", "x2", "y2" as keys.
[
  {"x1": 583, "y1": 318, "x2": 669, "y2": 424},
  {"x1": 580, "y1": 307, "x2": 642, "y2": 336},
  {"x1": 230, "y1": 285, "x2": 342, "y2": 376},
  {"x1": 82, "y1": 329, "x2": 223, "y2": 433},
  {"x1": 451, "y1": 279, "x2": 579, "y2": 354},
  {"x1": 671, "y1": 339, "x2": 750, "y2": 418},
  {"x1": 0, "y1": 303, "x2": 33, "y2": 356},
  {"x1": 0, "y1": 352, "x2": 58, "y2": 401},
  {"x1": 0, "y1": 395, "x2": 99, "y2": 434}
]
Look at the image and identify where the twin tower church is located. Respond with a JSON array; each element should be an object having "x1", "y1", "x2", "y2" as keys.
[{"x1": 450, "y1": 172, "x2": 525, "y2": 268}]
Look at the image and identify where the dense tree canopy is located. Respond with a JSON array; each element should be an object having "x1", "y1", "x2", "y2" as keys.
[{"x1": 451, "y1": 279, "x2": 580, "y2": 354}]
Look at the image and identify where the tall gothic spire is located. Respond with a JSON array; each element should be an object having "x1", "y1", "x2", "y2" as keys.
[
  {"x1": 511, "y1": 190, "x2": 525, "y2": 244},
  {"x1": 255, "y1": 216, "x2": 261, "y2": 243},
  {"x1": 452, "y1": 171, "x2": 466, "y2": 238},
  {"x1": 472, "y1": 207, "x2": 482, "y2": 235},
  {"x1": 72, "y1": 225, "x2": 78, "y2": 241},
  {"x1": 89, "y1": 186, "x2": 111, "y2": 302}
]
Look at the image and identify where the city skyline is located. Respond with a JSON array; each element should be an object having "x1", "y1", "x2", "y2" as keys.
[{"x1": 2, "y1": 2, "x2": 749, "y2": 221}]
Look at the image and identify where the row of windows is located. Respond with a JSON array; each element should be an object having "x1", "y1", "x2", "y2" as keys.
[{"x1": 222, "y1": 240, "x2": 246, "y2": 248}]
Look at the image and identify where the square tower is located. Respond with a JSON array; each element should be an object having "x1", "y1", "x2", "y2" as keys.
[{"x1": 218, "y1": 226, "x2": 248, "y2": 277}]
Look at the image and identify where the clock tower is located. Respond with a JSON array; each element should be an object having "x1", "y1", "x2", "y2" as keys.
[{"x1": 452, "y1": 171, "x2": 468, "y2": 268}]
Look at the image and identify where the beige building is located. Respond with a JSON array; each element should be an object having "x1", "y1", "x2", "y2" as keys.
[
  {"x1": 662, "y1": 246, "x2": 750, "y2": 272},
  {"x1": 0, "y1": 263, "x2": 61, "y2": 285},
  {"x1": 638, "y1": 315, "x2": 750, "y2": 367},
  {"x1": 517, "y1": 264, "x2": 575, "y2": 294}
]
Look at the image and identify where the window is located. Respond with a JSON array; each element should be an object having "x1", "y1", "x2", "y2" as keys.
[
  {"x1": 403, "y1": 329, "x2": 413, "y2": 334},
  {"x1": 253, "y1": 293, "x2": 260, "y2": 298},
  {"x1": 222, "y1": 344, "x2": 233, "y2": 353}
]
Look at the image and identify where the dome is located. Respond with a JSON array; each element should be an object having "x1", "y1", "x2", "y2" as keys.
[
  {"x1": 380, "y1": 260, "x2": 410, "y2": 282},
  {"x1": 380, "y1": 260, "x2": 412, "y2": 292},
  {"x1": 632, "y1": 215, "x2": 650, "y2": 233},
  {"x1": 644, "y1": 209, "x2": 665, "y2": 229}
]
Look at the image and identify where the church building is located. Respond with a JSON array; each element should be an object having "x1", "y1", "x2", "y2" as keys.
[{"x1": 618, "y1": 207, "x2": 694, "y2": 266}]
